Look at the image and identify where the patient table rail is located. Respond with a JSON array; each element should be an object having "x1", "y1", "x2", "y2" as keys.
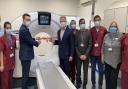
[{"x1": 36, "y1": 62, "x2": 76, "y2": 89}]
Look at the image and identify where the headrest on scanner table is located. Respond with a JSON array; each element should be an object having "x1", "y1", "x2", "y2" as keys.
[
  {"x1": 34, "y1": 32, "x2": 57, "y2": 56},
  {"x1": 37, "y1": 62, "x2": 76, "y2": 89}
]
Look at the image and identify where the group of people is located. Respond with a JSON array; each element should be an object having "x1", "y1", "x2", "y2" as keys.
[
  {"x1": 57, "y1": 15, "x2": 128, "y2": 89},
  {"x1": 0, "y1": 13, "x2": 41, "y2": 89},
  {"x1": 0, "y1": 13, "x2": 128, "y2": 89}
]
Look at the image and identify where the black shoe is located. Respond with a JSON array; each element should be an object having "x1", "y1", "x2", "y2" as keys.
[
  {"x1": 99, "y1": 85, "x2": 102, "y2": 89},
  {"x1": 76, "y1": 84, "x2": 81, "y2": 89},
  {"x1": 72, "y1": 80, "x2": 75, "y2": 85},
  {"x1": 83, "y1": 85, "x2": 86, "y2": 89},
  {"x1": 91, "y1": 85, "x2": 96, "y2": 89}
]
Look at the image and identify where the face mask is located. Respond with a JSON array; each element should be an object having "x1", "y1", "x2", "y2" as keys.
[
  {"x1": 25, "y1": 21, "x2": 31, "y2": 27},
  {"x1": 71, "y1": 24, "x2": 76, "y2": 29},
  {"x1": 94, "y1": 21, "x2": 100, "y2": 27},
  {"x1": 5, "y1": 29, "x2": 12, "y2": 35},
  {"x1": 60, "y1": 22, "x2": 66, "y2": 28},
  {"x1": 80, "y1": 24, "x2": 85, "y2": 30},
  {"x1": 109, "y1": 27, "x2": 117, "y2": 33}
]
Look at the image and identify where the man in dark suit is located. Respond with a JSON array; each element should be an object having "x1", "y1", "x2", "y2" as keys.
[
  {"x1": 19, "y1": 13, "x2": 40, "y2": 89},
  {"x1": 57, "y1": 16, "x2": 74, "y2": 78},
  {"x1": 75, "y1": 18, "x2": 92, "y2": 89}
]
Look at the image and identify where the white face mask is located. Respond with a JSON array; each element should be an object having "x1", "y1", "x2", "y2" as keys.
[
  {"x1": 25, "y1": 21, "x2": 31, "y2": 27},
  {"x1": 80, "y1": 24, "x2": 86, "y2": 30},
  {"x1": 71, "y1": 24, "x2": 76, "y2": 29},
  {"x1": 60, "y1": 22, "x2": 66, "y2": 28}
]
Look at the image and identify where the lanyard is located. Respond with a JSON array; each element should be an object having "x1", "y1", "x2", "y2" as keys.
[
  {"x1": 9, "y1": 35, "x2": 13, "y2": 49},
  {"x1": 109, "y1": 34, "x2": 113, "y2": 47},
  {"x1": 109, "y1": 33, "x2": 118, "y2": 47},
  {"x1": 80, "y1": 31, "x2": 84, "y2": 43},
  {"x1": 95, "y1": 28, "x2": 99, "y2": 42}
]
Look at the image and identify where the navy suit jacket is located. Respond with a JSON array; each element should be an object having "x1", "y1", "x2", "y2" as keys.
[
  {"x1": 19, "y1": 24, "x2": 39, "y2": 60},
  {"x1": 57, "y1": 26, "x2": 74, "y2": 59}
]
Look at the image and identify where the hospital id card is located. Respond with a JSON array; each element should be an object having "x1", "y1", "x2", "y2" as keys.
[{"x1": 10, "y1": 53, "x2": 14, "y2": 58}]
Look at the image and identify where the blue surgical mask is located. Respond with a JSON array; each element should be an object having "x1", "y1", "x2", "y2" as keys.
[
  {"x1": 109, "y1": 27, "x2": 117, "y2": 33},
  {"x1": 5, "y1": 29, "x2": 12, "y2": 35},
  {"x1": 94, "y1": 21, "x2": 100, "y2": 27}
]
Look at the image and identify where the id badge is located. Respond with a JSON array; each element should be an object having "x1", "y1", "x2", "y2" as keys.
[
  {"x1": 108, "y1": 48, "x2": 113, "y2": 52},
  {"x1": 94, "y1": 43, "x2": 99, "y2": 47},
  {"x1": 10, "y1": 53, "x2": 14, "y2": 58},
  {"x1": 80, "y1": 43, "x2": 84, "y2": 47},
  {"x1": 11, "y1": 47, "x2": 13, "y2": 49},
  {"x1": 115, "y1": 38, "x2": 119, "y2": 40}
]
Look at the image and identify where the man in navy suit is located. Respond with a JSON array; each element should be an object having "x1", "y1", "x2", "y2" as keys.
[
  {"x1": 57, "y1": 16, "x2": 74, "y2": 78},
  {"x1": 19, "y1": 13, "x2": 40, "y2": 89}
]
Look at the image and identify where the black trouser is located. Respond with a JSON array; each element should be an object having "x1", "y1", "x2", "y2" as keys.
[
  {"x1": 60, "y1": 57, "x2": 71, "y2": 78},
  {"x1": 21, "y1": 60, "x2": 31, "y2": 89},
  {"x1": 76, "y1": 57, "x2": 89, "y2": 86},
  {"x1": 105, "y1": 63, "x2": 120, "y2": 89}
]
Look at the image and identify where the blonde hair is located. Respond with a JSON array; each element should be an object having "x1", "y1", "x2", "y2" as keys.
[{"x1": 109, "y1": 21, "x2": 120, "y2": 32}]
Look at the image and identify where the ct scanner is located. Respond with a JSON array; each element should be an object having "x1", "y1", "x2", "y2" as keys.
[{"x1": 11, "y1": 11, "x2": 78, "y2": 89}]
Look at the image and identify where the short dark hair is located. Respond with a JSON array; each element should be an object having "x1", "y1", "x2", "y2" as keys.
[
  {"x1": 70, "y1": 20, "x2": 76, "y2": 25},
  {"x1": 94, "y1": 15, "x2": 101, "y2": 21},
  {"x1": 22, "y1": 13, "x2": 30, "y2": 19},
  {"x1": 4, "y1": 21, "x2": 11, "y2": 29},
  {"x1": 79, "y1": 18, "x2": 85, "y2": 25}
]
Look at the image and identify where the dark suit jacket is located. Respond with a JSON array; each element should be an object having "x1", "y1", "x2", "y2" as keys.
[
  {"x1": 19, "y1": 24, "x2": 39, "y2": 60},
  {"x1": 75, "y1": 29, "x2": 92, "y2": 58},
  {"x1": 57, "y1": 26, "x2": 74, "y2": 59}
]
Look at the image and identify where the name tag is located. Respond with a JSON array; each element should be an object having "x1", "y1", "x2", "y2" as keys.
[
  {"x1": 80, "y1": 43, "x2": 84, "y2": 47},
  {"x1": 108, "y1": 48, "x2": 113, "y2": 52},
  {"x1": 115, "y1": 38, "x2": 119, "y2": 40},
  {"x1": 10, "y1": 53, "x2": 14, "y2": 58},
  {"x1": 94, "y1": 43, "x2": 99, "y2": 47}
]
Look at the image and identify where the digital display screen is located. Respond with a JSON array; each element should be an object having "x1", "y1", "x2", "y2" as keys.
[{"x1": 38, "y1": 12, "x2": 51, "y2": 25}]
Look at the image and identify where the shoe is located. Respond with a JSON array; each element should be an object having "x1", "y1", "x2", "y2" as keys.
[
  {"x1": 83, "y1": 85, "x2": 86, "y2": 89},
  {"x1": 72, "y1": 80, "x2": 75, "y2": 85},
  {"x1": 76, "y1": 84, "x2": 81, "y2": 89},
  {"x1": 79, "y1": 80, "x2": 82, "y2": 85},
  {"x1": 91, "y1": 85, "x2": 96, "y2": 89},
  {"x1": 99, "y1": 85, "x2": 102, "y2": 89}
]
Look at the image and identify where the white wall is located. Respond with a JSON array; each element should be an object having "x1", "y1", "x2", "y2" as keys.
[
  {"x1": 0, "y1": 0, "x2": 79, "y2": 23},
  {"x1": 77, "y1": 0, "x2": 128, "y2": 21},
  {"x1": 1, "y1": 0, "x2": 128, "y2": 25},
  {"x1": 109, "y1": 0, "x2": 128, "y2": 9}
]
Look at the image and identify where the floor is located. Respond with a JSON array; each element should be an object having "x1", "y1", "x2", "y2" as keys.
[
  {"x1": 12, "y1": 68, "x2": 121, "y2": 89},
  {"x1": 77, "y1": 67, "x2": 121, "y2": 89}
]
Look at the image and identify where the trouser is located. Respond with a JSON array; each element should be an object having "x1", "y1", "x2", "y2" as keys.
[
  {"x1": 69, "y1": 57, "x2": 76, "y2": 83},
  {"x1": 21, "y1": 60, "x2": 31, "y2": 89},
  {"x1": 60, "y1": 57, "x2": 71, "y2": 78},
  {"x1": 105, "y1": 63, "x2": 120, "y2": 89},
  {"x1": 76, "y1": 57, "x2": 89, "y2": 86},
  {"x1": 121, "y1": 70, "x2": 128, "y2": 89},
  {"x1": 0, "y1": 70, "x2": 13, "y2": 89},
  {"x1": 90, "y1": 56, "x2": 104, "y2": 86}
]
